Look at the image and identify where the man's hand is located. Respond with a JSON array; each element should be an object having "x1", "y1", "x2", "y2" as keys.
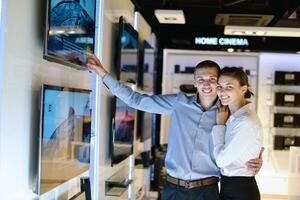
[
  {"x1": 246, "y1": 147, "x2": 264, "y2": 175},
  {"x1": 86, "y1": 53, "x2": 108, "y2": 77},
  {"x1": 216, "y1": 105, "x2": 229, "y2": 125}
]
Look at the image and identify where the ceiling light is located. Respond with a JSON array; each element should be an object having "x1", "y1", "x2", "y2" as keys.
[
  {"x1": 225, "y1": 26, "x2": 300, "y2": 37},
  {"x1": 245, "y1": 31, "x2": 254, "y2": 35},
  {"x1": 227, "y1": 48, "x2": 234, "y2": 52},
  {"x1": 154, "y1": 9, "x2": 185, "y2": 24},
  {"x1": 233, "y1": 31, "x2": 243, "y2": 35},
  {"x1": 255, "y1": 31, "x2": 265, "y2": 36}
]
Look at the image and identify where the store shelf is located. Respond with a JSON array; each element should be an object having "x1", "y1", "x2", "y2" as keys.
[
  {"x1": 272, "y1": 85, "x2": 300, "y2": 93},
  {"x1": 272, "y1": 127, "x2": 300, "y2": 137}
]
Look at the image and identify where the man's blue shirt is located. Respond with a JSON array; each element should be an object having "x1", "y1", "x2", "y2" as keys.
[{"x1": 103, "y1": 74, "x2": 220, "y2": 180}]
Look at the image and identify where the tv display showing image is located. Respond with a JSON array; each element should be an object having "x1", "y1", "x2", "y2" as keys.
[
  {"x1": 44, "y1": 0, "x2": 95, "y2": 70},
  {"x1": 37, "y1": 85, "x2": 92, "y2": 194},
  {"x1": 116, "y1": 16, "x2": 139, "y2": 83},
  {"x1": 111, "y1": 97, "x2": 135, "y2": 165},
  {"x1": 141, "y1": 40, "x2": 155, "y2": 92}
]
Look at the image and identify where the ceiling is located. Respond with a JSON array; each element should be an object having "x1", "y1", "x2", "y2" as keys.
[{"x1": 131, "y1": 0, "x2": 300, "y2": 51}]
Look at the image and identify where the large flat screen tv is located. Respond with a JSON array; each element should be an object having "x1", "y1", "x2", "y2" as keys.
[
  {"x1": 44, "y1": 0, "x2": 95, "y2": 70},
  {"x1": 141, "y1": 40, "x2": 155, "y2": 92},
  {"x1": 37, "y1": 84, "x2": 92, "y2": 195},
  {"x1": 111, "y1": 96, "x2": 135, "y2": 165},
  {"x1": 136, "y1": 40, "x2": 154, "y2": 142},
  {"x1": 116, "y1": 16, "x2": 139, "y2": 83}
]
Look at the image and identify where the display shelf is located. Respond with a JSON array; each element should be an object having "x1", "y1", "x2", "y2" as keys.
[
  {"x1": 268, "y1": 72, "x2": 300, "y2": 151},
  {"x1": 272, "y1": 127, "x2": 300, "y2": 137},
  {"x1": 105, "y1": 168, "x2": 132, "y2": 197},
  {"x1": 271, "y1": 85, "x2": 300, "y2": 93}
]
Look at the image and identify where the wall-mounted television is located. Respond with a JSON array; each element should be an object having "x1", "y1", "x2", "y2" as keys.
[
  {"x1": 116, "y1": 16, "x2": 139, "y2": 83},
  {"x1": 141, "y1": 40, "x2": 155, "y2": 92},
  {"x1": 136, "y1": 40, "x2": 154, "y2": 142},
  {"x1": 44, "y1": 0, "x2": 96, "y2": 70},
  {"x1": 111, "y1": 96, "x2": 135, "y2": 165},
  {"x1": 37, "y1": 84, "x2": 92, "y2": 195}
]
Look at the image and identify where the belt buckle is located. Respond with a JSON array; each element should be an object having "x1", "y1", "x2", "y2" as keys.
[{"x1": 184, "y1": 180, "x2": 191, "y2": 189}]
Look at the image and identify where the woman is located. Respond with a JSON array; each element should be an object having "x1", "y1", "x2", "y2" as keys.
[{"x1": 212, "y1": 67, "x2": 263, "y2": 200}]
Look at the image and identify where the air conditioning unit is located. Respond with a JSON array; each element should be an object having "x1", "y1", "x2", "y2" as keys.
[{"x1": 215, "y1": 13, "x2": 274, "y2": 26}]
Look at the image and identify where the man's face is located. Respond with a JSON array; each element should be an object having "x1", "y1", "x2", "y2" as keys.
[{"x1": 194, "y1": 67, "x2": 219, "y2": 99}]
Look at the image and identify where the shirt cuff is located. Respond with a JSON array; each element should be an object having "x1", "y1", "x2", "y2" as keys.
[
  {"x1": 212, "y1": 125, "x2": 226, "y2": 146},
  {"x1": 102, "y1": 73, "x2": 119, "y2": 90}
]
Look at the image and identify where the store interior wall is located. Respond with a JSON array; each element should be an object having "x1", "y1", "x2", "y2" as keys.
[
  {"x1": 255, "y1": 53, "x2": 300, "y2": 196},
  {"x1": 98, "y1": 1, "x2": 154, "y2": 199},
  {"x1": 0, "y1": 0, "x2": 92, "y2": 199},
  {"x1": 0, "y1": 0, "x2": 154, "y2": 199}
]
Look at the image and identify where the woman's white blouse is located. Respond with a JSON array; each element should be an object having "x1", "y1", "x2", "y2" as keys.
[{"x1": 212, "y1": 103, "x2": 263, "y2": 176}]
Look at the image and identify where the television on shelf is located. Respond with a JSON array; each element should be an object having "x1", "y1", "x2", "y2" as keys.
[
  {"x1": 44, "y1": 0, "x2": 96, "y2": 70},
  {"x1": 37, "y1": 84, "x2": 92, "y2": 195},
  {"x1": 111, "y1": 95, "x2": 135, "y2": 165},
  {"x1": 116, "y1": 16, "x2": 139, "y2": 83}
]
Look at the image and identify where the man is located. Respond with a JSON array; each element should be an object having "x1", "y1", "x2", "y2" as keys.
[{"x1": 87, "y1": 54, "x2": 263, "y2": 200}]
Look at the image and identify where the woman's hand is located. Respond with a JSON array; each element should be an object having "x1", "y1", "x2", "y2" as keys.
[
  {"x1": 216, "y1": 105, "x2": 229, "y2": 125},
  {"x1": 247, "y1": 147, "x2": 264, "y2": 175},
  {"x1": 86, "y1": 53, "x2": 108, "y2": 77}
]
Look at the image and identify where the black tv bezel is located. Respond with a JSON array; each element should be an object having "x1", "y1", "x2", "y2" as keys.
[
  {"x1": 43, "y1": 0, "x2": 96, "y2": 71},
  {"x1": 116, "y1": 16, "x2": 139, "y2": 82},
  {"x1": 110, "y1": 95, "x2": 135, "y2": 166},
  {"x1": 37, "y1": 84, "x2": 92, "y2": 195}
]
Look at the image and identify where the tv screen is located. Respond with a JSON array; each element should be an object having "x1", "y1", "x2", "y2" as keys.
[
  {"x1": 141, "y1": 40, "x2": 155, "y2": 92},
  {"x1": 111, "y1": 97, "x2": 135, "y2": 165},
  {"x1": 44, "y1": 0, "x2": 95, "y2": 70},
  {"x1": 116, "y1": 16, "x2": 139, "y2": 83},
  {"x1": 37, "y1": 85, "x2": 92, "y2": 195}
]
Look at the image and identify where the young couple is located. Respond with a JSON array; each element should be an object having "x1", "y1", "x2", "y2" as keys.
[{"x1": 86, "y1": 54, "x2": 263, "y2": 200}]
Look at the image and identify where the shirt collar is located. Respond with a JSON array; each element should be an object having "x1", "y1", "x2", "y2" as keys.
[
  {"x1": 229, "y1": 102, "x2": 252, "y2": 120},
  {"x1": 192, "y1": 93, "x2": 219, "y2": 111}
]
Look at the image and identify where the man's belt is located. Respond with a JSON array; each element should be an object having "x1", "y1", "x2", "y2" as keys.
[{"x1": 166, "y1": 175, "x2": 219, "y2": 189}]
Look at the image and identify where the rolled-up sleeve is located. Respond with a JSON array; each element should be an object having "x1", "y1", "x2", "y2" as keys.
[{"x1": 102, "y1": 74, "x2": 177, "y2": 115}]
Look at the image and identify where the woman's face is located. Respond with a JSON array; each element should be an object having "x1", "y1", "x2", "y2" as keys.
[{"x1": 216, "y1": 75, "x2": 247, "y2": 106}]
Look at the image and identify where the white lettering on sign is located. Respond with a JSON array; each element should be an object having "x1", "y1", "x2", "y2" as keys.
[
  {"x1": 195, "y1": 37, "x2": 218, "y2": 45},
  {"x1": 195, "y1": 37, "x2": 249, "y2": 46}
]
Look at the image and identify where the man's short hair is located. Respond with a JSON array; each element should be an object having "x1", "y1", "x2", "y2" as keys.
[{"x1": 194, "y1": 60, "x2": 221, "y2": 78}]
